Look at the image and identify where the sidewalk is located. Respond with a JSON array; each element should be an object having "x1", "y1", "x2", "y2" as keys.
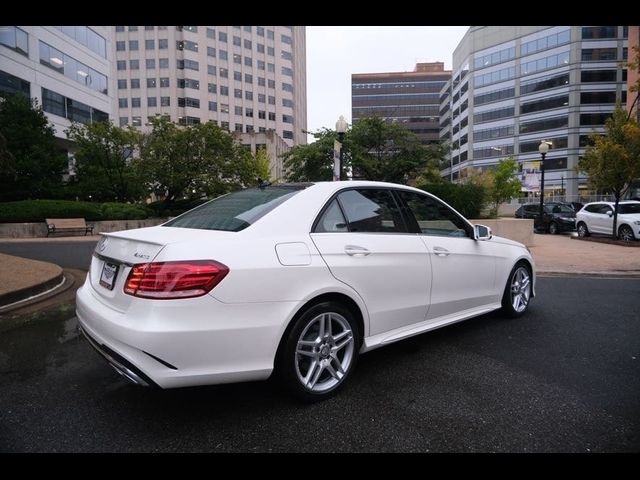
[{"x1": 1, "y1": 233, "x2": 640, "y2": 314}]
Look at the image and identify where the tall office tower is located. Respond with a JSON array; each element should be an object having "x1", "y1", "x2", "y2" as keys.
[
  {"x1": 352, "y1": 62, "x2": 451, "y2": 145},
  {"x1": 113, "y1": 26, "x2": 307, "y2": 179},
  {"x1": 440, "y1": 26, "x2": 629, "y2": 200},
  {"x1": 1, "y1": 26, "x2": 114, "y2": 167}
]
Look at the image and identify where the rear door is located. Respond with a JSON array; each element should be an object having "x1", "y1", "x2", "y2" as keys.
[{"x1": 310, "y1": 188, "x2": 432, "y2": 336}]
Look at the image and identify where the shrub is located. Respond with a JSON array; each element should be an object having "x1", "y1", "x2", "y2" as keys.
[
  {"x1": 0, "y1": 199, "x2": 150, "y2": 223},
  {"x1": 146, "y1": 197, "x2": 210, "y2": 217},
  {"x1": 417, "y1": 183, "x2": 487, "y2": 219}
]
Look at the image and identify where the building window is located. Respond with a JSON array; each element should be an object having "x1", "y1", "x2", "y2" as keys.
[
  {"x1": 207, "y1": 28, "x2": 215, "y2": 39},
  {"x1": 129, "y1": 40, "x2": 138, "y2": 51},
  {"x1": 159, "y1": 77, "x2": 169, "y2": 87},
  {"x1": 244, "y1": 57, "x2": 252, "y2": 67},
  {"x1": 130, "y1": 78, "x2": 140, "y2": 89},
  {"x1": 117, "y1": 60, "x2": 126, "y2": 71},
  {"x1": 208, "y1": 101, "x2": 217, "y2": 111},
  {"x1": 580, "y1": 91, "x2": 617, "y2": 104},
  {"x1": 208, "y1": 83, "x2": 217, "y2": 93},
  {"x1": 268, "y1": 112, "x2": 276, "y2": 121},
  {"x1": 281, "y1": 66, "x2": 293, "y2": 77},
  {"x1": 208, "y1": 65, "x2": 217, "y2": 75},
  {"x1": 245, "y1": 91, "x2": 253, "y2": 100},
  {"x1": 220, "y1": 103, "x2": 229, "y2": 113},
  {"x1": 147, "y1": 78, "x2": 157, "y2": 88},
  {"x1": 283, "y1": 130, "x2": 294, "y2": 139},
  {"x1": 145, "y1": 26, "x2": 154, "y2": 31},
  {"x1": 119, "y1": 117, "x2": 128, "y2": 126},
  {"x1": 235, "y1": 123, "x2": 243, "y2": 132},
  {"x1": 580, "y1": 112, "x2": 613, "y2": 125},
  {"x1": 257, "y1": 43, "x2": 265, "y2": 53},
  {"x1": 582, "y1": 26, "x2": 617, "y2": 39},
  {"x1": 281, "y1": 34, "x2": 292, "y2": 45},
  {"x1": 128, "y1": 26, "x2": 138, "y2": 32},
  {"x1": 234, "y1": 88, "x2": 242, "y2": 98},
  {"x1": 218, "y1": 31, "x2": 227, "y2": 42},
  {"x1": 520, "y1": 72, "x2": 569, "y2": 95},
  {"x1": 519, "y1": 115, "x2": 568, "y2": 134},
  {"x1": 233, "y1": 53, "x2": 241, "y2": 64},
  {"x1": 257, "y1": 27, "x2": 264, "y2": 37},
  {"x1": 246, "y1": 108, "x2": 253, "y2": 117},
  {"x1": 282, "y1": 98, "x2": 294, "y2": 108},
  {"x1": 132, "y1": 116, "x2": 142, "y2": 126},
  {"x1": 219, "y1": 50, "x2": 228, "y2": 60},
  {"x1": 116, "y1": 41, "x2": 126, "y2": 51},
  {"x1": 245, "y1": 73, "x2": 253, "y2": 84},
  {"x1": 258, "y1": 60, "x2": 265, "y2": 70},
  {"x1": 520, "y1": 94, "x2": 569, "y2": 114},
  {"x1": 146, "y1": 59, "x2": 156, "y2": 69},
  {"x1": 177, "y1": 97, "x2": 200, "y2": 108},
  {"x1": 258, "y1": 110, "x2": 266, "y2": 119},
  {"x1": 267, "y1": 30, "x2": 274, "y2": 40},
  {"x1": 115, "y1": 26, "x2": 125, "y2": 32},
  {"x1": 268, "y1": 96, "x2": 276, "y2": 105},
  {"x1": 246, "y1": 125, "x2": 254, "y2": 133},
  {"x1": 130, "y1": 59, "x2": 139, "y2": 70},
  {"x1": 233, "y1": 36, "x2": 241, "y2": 47},
  {"x1": 54, "y1": 26, "x2": 106, "y2": 58},
  {"x1": 268, "y1": 79, "x2": 275, "y2": 89},
  {"x1": 177, "y1": 40, "x2": 198, "y2": 52},
  {"x1": 234, "y1": 71, "x2": 242, "y2": 81},
  {"x1": 220, "y1": 86, "x2": 229, "y2": 96},
  {"x1": 145, "y1": 39, "x2": 155, "y2": 50},
  {"x1": 159, "y1": 58, "x2": 169, "y2": 69},
  {"x1": 244, "y1": 39, "x2": 252, "y2": 49},
  {"x1": 267, "y1": 46, "x2": 275, "y2": 56},
  {"x1": 581, "y1": 69, "x2": 617, "y2": 82},
  {"x1": 160, "y1": 96, "x2": 170, "y2": 106},
  {"x1": 220, "y1": 68, "x2": 228, "y2": 78},
  {"x1": 520, "y1": 29, "x2": 570, "y2": 57},
  {"x1": 131, "y1": 97, "x2": 141, "y2": 108},
  {"x1": 281, "y1": 50, "x2": 293, "y2": 61},
  {"x1": 118, "y1": 79, "x2": 127, "y2": 89},
  {"x1": 159, "y1": 39, "x2": 168, "y2": 49},
  {"x1": 207, "y1": 46, "x2": 216, "y2": 57},
  {"x1": 258, "y1": 77, "x2": 266, "y2": 86},
  {"x1": 148, "y1": 97, "x2": 157, "y2": 107},
  {"x1": 282, "y1": 114, "x2": 293, "y2": 124}
]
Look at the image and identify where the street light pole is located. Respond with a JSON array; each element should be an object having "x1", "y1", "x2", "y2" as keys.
[
  {"x1": 335, "y1": 115, "x2": 348, "y2": 181},
  {"x1": 538, "y1": 141, "x2": 549, "y2": 229}
]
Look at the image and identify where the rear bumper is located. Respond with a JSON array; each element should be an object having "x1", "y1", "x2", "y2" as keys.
[{"x1": 76, "y1": 281, "x2": 298, "y2": 389}]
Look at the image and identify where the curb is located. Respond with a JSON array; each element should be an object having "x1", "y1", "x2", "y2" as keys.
[
  {"x1": 0, "y1": 270, "x2": 75, "y2": 314},
  {"x1": 537, "y1": 270, "x2": 640, "y2": 279}
]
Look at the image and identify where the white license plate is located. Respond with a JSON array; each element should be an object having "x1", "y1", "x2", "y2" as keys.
[{"x1": 99, "y1": 262, "x2": 119, "y2": 290}]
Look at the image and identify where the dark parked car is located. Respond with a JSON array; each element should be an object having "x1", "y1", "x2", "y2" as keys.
[{"x1": 515, "y1": 202, "x2": 576, "y2": 234}]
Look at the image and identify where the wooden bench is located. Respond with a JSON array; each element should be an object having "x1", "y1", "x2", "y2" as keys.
[{"x1": 46, "y1": 218, "x2": 94, "y2": 237}]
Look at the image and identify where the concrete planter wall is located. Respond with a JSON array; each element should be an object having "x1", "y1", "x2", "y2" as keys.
[
  {"x1": 470, "y1": 218, "x2": 534, "y2": 246},
  {"x1": 0, "y1": 218, "x2": 169, "y2": 238}
]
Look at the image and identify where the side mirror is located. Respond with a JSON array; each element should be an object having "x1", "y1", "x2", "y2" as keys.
[
  {"x1": 606, "y1": 210, "x2": 613, "y2": 217},
  {"x1": 474, "y1": 224, "x2": 492, "y2": 241}
]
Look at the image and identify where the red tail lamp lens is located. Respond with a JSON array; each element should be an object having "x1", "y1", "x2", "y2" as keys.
[{"x1": 124, "y1": 260, "x2": 229, "y2": 299}]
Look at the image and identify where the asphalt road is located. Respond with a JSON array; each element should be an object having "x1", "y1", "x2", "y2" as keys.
[
  {"x1": 1, "y1": 276, "x2": 639, "y2": 452},
  {"x1": 0, "y1": 240, "x2": 97, "y2": 270}
]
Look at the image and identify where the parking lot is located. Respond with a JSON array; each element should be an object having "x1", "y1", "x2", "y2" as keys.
[{"x1": 1, "y1": 276, "x2": 639, "y2": 452}]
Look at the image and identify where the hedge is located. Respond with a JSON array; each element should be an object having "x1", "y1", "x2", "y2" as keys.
[
  {"x1": 417, "y1": 183, "x2": 487, "y2": 219},
  {"x1": 0, "y1": 199, "x2": 150, "y2": 223}
]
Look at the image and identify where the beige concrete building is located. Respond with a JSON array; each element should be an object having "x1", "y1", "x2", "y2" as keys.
[
  {"x1": 628, "y1": 26, "x2": 639, "y2": 121},
  {"x1": 113, "y1": 26, "x2": 307, "y2": 152},
  {"x1": 235, "y1": 130, "x2": 290, "y2": 181}
]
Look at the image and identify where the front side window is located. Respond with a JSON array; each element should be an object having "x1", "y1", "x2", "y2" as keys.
[
  {"x1": 337, "y1": 189, "x2": 405, "y2": 233},
  {"x1": 397, "y1": 190, "x2": 470, "y2": 238}
]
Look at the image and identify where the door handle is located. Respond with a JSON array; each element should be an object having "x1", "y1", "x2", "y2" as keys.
[
  {"x1": 433, "y1": 246, "x2": 450, "y2": 257},
  {"x1": 344, "y1": 245, "x2": 371, "y2": 256}
]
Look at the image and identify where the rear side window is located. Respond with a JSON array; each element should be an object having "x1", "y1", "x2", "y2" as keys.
[
  {"x1": 164, "y1": 187, "x2": 302, "y2": 232},
  {"x1": 315, "y1": 199, "x2": 348, "y2": 233},
  {"x1": 337, "y1": 189, "x2": 406, "y2": 233},
  {"x1": 618, "y1": 203, "x2": 640, "y2": 214}
]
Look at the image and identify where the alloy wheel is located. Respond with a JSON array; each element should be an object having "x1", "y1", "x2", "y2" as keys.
[
  {"x1": 510, "y1": 266, "x2": 531, "y2": 313},
  {"x1": 619, "y1": 225, "x2": 634, "y2": 242}
]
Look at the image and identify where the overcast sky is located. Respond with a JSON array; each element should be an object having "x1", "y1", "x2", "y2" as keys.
[{"x1": 305, "y1": 26, "x2": 470, "y2": 142}]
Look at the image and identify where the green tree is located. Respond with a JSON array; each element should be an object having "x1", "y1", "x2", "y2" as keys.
[
  {"x1": 254, "y1": 147, "x2": 272, "y2": 181},
  {"x1": 348, "y1": 117, "x2": 430, "y2": 183},
  {"x1": 0, "y1": 94, "x2": 68, "y2": 201},
  {"x1": 137, "y1": 117, "x2": 262, "y2": 206},
  {"x1": 282, "y1": 117, "x2": 445, "y2": 184},
  {"x1": 66, "y1": 120, "x2": 143, "y2": 202},
  {"x1": 282, "y1": 128, "x2": 339, "y2": 182},
  {"x1": 486, "y1": 157, "x2": 522, "y2": 218},
  {"x1": 578, "y1": 105, "x2": 640, "y2": 240}
]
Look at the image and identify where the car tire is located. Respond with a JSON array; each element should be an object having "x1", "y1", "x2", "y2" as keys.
[
  {"x1": 577, "y1": 222, "x2": 590, "y2": 238},
  {"x1": 619, "y1": 224, "x2": 634, "y2": 242},
  {"x1": 549, "y1": 222, "x2": 558, "y2": 235},
  {"x1": 501, "y1": 262, "x2": 532, "y2": 318},
  {"x1": 276, "y1": 301, "x2": 361, "y2": 402}
]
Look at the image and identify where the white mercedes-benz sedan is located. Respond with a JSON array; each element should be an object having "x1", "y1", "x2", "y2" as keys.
[{"x1": 76, "y1": 181, "x2": 535, "y2": 401}]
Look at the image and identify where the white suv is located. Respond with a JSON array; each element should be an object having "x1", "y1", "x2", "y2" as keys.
[{"x1": 576, "y1": 201, "x2": 640, "y2": 241}]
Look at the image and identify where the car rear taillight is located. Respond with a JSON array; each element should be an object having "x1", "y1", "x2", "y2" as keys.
[{"x1": 124, "y1": 260, "x2": 229, "y2": 299}]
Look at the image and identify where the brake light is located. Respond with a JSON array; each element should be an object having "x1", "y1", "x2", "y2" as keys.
[{"x1": 124, "y1": 260, "x2": 229, "y2": 299}]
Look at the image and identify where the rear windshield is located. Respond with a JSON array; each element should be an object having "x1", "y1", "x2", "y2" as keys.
[
  {"x1": 163, "y1": 187, "x2": 303, "y2": 232},
  {"x1": 618, "y1": 203, "x2": 640, "y2": 215}
]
